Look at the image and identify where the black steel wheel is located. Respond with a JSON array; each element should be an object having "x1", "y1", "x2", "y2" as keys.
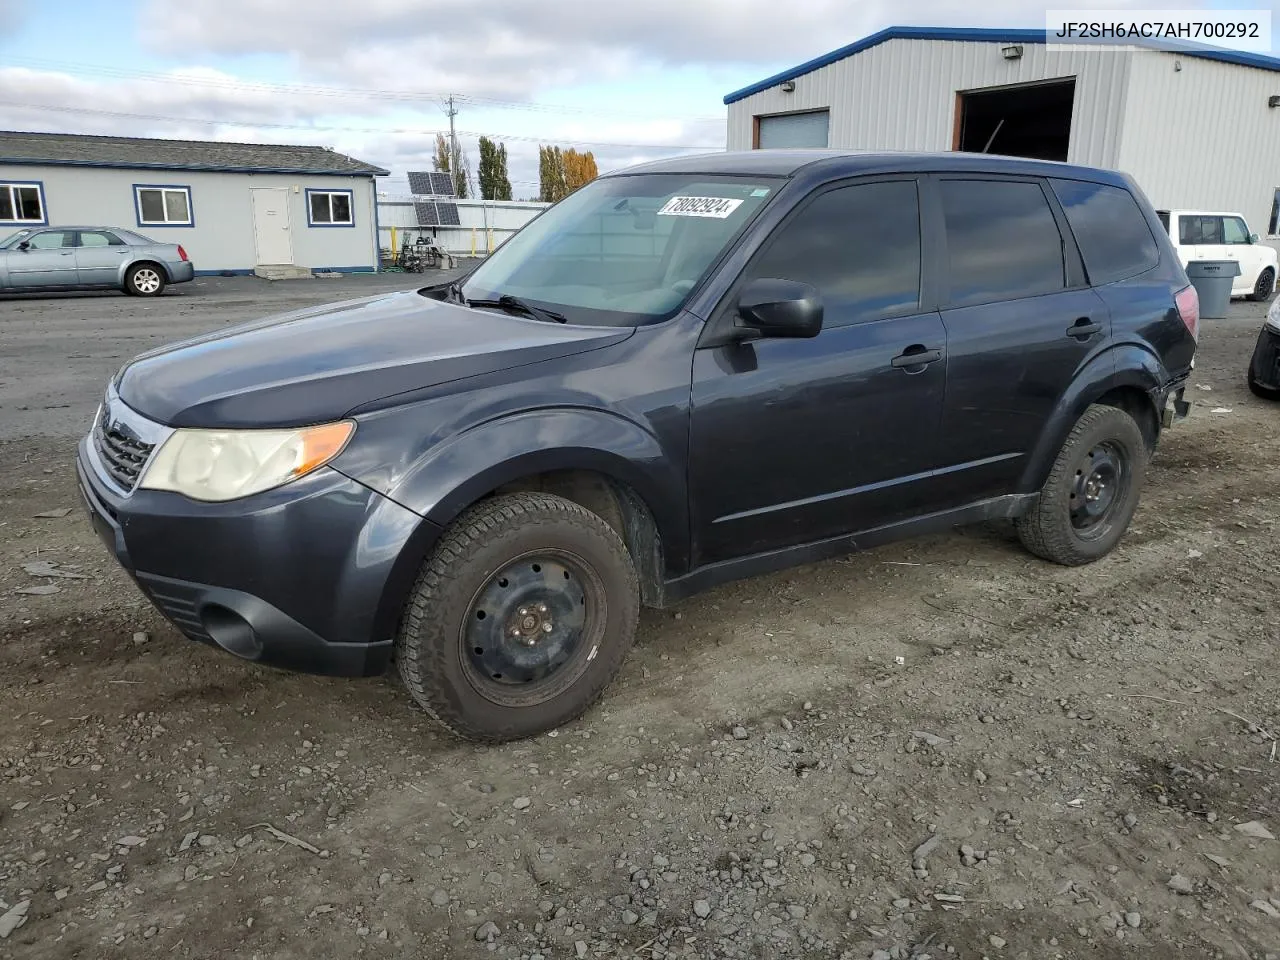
[
  {"x1": 1250, "y1": 267, "x2": 1276, "y2": 302},
  {"x1": 1016, "y1": 404, "x2": 1147, "y2": 566},
  {"x1": 396, "y1": 492, "x2": 639, "y2": 742}
]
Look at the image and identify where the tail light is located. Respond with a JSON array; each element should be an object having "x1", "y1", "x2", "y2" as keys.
[
  {"x1": 1174, "y1": 284, "x2": 1199, "y2": 341},
  {"x1": 177, "y1": 245, "x2": 189, "y2": 262}
]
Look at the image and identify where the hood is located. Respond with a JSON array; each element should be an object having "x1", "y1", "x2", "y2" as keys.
[{"x1": 115, "y1": 290, "x2": 634, "y2": 428}]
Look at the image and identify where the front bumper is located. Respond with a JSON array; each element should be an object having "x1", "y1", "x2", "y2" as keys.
[
  {"x1": 1249, "y1": 326, "x2": 1280, "y2": 391},
  {"x1": 76, "y1": 437, "x2": 439, "y2": 678}
]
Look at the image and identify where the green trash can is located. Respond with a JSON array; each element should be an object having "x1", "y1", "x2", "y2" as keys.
[{"x1": 1185, "y1": 260, "x2": 1241, "y2": 319}]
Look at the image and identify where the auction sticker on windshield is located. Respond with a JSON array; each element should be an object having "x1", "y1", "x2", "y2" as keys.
[{"x1": 658, "y1": 196, "x2": 744, "y2": 218}]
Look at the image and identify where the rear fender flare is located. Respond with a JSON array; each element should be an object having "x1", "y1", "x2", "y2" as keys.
[
  {"x1": 389, "y1": 407, "x2": 689, "y2": 574},
  {"x1": 1017, "y1": 344, "x2": 1164, "y2": 494}
]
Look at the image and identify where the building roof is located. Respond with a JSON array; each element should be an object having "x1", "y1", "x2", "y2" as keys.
[
  {"x1": 0, "y1": 130, "x2": 389, "y2": 176},
  {"x1": 614, "y1": 148, "x2": 1128, "y2": 187},
  {"x1": 724, "y1": 25, "x2": 1280, "y2": 104}
]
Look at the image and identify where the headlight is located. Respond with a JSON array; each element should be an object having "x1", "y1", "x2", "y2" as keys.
[
  {"x1": 138, "y1": 421, "x2": 354, "y2": 502},
  {"x1": 1267, "y1": 297, "x2": 1280, "y2": 332}
]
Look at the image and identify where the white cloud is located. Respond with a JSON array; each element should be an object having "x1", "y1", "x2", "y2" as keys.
[{"x1": 139, "y1": 0, "x2": 1210, "y2": 98}]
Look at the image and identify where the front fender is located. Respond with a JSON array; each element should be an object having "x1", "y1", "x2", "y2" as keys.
[
  {"x1": 1017, "y1": 344, "x2": 1165, "y2": 494},
  {"x1": 378, "y1": 408, "x2": 689, "y2": 574}
]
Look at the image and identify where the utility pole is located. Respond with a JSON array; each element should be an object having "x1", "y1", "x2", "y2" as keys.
[{"x1": 445, "y1": 95, "x2": 459, "y2": 172}]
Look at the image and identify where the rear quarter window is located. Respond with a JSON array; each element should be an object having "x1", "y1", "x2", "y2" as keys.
[{"x1": 1050, "y1": 179, "x2": 1160, "y2": 286}]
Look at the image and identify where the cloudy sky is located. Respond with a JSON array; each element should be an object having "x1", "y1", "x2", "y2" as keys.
[{"x1": 0, "y1": 0, "x2": 1263, "y2": 198}]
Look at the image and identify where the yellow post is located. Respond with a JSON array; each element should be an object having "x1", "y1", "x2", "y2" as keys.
[{"x1": 390, "y1": 226, "x2": 397, "y2": 256}]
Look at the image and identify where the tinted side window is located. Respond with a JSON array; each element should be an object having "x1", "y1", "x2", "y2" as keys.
[
  {"x1": 78, "y1": 231, "x2": 124, "y2": 248},
  {"x1": 940, "y1": 180, "x2": 1064, "y2": 307},
  {"x1": 745, "y1": 180, "x2": 921, "y2": 323},
  {"x1": 1179, "y1": 215, "x2": 1223, "y2": 245},
  {"x1": 1223, "y1": 216, "x2": 1250, "y2": 244},
  {"x1": 27, "y1": 231, "x2": 72, "y2": 250},
  {"x1": 1050, "y1": 179, "x2": 1160, "y2": 285}
]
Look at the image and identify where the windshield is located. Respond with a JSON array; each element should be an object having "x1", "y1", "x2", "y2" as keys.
[
  {"x1": 457, "y1": 173, "x2": 782, "y2": 325},
  {"x1": 0, "y1": 229, "x2": 33, "y2": 249}
]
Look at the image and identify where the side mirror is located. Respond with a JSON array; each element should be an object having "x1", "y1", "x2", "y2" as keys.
[
  {"x1": 1249, "y1": 233, "x2": 1259, "y2": 243},
  {"x1": 16, "y1": 240, "x2": 29, "y2": 251},
  {"x1": 736, "y1": 278, "x2": 822, "y2": 339}
]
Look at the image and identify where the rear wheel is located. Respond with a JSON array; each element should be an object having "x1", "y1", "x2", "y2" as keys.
[
  {"x1": 396, "y1": 492, "x2": 639, "y2": 742},
  {"x1": 1249, "y1": 267, "x2": 1275, "y2": 302},
  {"x1": 1248, "y1": 374, "x2": 1280, "y2": 400},
  {"x1": 1016, "y1": 404, "x2": 1147, "y2": 566},
  {"x1": 125, "y1": 263, "x2": 166, "y2": 297}
]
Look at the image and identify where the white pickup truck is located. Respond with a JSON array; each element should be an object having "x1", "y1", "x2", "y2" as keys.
[{"x1": 1156, "y1": 209, "x2": 1278, "y2": 302}]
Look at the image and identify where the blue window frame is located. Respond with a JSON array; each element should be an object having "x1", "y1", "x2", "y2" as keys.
[
  {"x1": 134, "y1": 184, "x2": 194, "y2": 227},
  {"x1": 306, "y1": 188, "x2": 355, "y2": 227},
  {"x1": 0, "y1": 180, "x2": 48, "y2": 225}
]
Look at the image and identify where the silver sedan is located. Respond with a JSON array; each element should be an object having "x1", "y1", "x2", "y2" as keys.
[{"x1": 0, "y1": 226, "x2": 195, "y2": 297}]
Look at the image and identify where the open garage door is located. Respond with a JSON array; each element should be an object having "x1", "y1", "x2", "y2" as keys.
[{"x1": 954, "y1": 79, "x2": 1075, "y2": 161}]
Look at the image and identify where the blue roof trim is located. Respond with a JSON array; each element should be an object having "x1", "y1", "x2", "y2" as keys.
[
  {"x1": 723, "y1": 24, "x2": 1280, "y2": 104},
  {"x1": 0, "y1": 157, "x2": 390, "y2": 176}
]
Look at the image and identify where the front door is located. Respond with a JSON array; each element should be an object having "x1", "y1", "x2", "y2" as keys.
[
  {"x1": 689, "y1": 178, "x2": 949, "y2": 565},
  {"x1": 1221, "y1": 214, "x2": 1267, "y2": 295},
  {"x1": 74, "y1": 230, "x2": 131, "y2": 285},
  {"x1": 8, "y1": 229, "x2": 77, "y2": 287},
  {"x1": 251, "y1": 188, "x2": 294, "y2": 265},
  {"x1": 930, "y1": 175, "x2": 1110, "y2": 505}
]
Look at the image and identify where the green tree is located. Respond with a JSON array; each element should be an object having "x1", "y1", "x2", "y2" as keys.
[
  {"x1": 432, "y1": 132, "x2": 450, "y2": 174},
  {"x1": 495, "y1": 142, "x2": 512, "y2": 201},
  {"x1": 478, "y1": 136, "x2": 510, "y2": 201}
]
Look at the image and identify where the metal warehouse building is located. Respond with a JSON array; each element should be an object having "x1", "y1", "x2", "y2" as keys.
[
  {"x1": 725, "y1": 26, "x2": 1280, "y2": 240},
  {"x1": 0, "y1": 131, "x2": 388, "y2": 276}
]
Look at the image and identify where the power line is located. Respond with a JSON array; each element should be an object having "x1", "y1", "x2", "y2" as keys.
[
  {"x1": 0, "y1": 56, "x2": 725, "y2": 123},
  {"x1": 0, "y1": 100, "x2": 718, "y2": 151}
]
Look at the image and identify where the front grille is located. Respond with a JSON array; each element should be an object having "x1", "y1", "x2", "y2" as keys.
[{"x1": 94, "y1": 407, "x2": 155, "y2": 492}]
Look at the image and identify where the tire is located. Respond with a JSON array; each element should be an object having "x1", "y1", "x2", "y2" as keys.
[
  {"x1": 396, "y1": 492, "x2": 639, "y2": 742},
  {"x1": 1249, "y1": 375, "x2": 1280, "y2": 400},
  {"x1": 1015, "y1": 404, "x2": 1148, "y2": 566},
  {"x1": 1249, "y1": 267, "x2": 1275, "y2": 302},
  {"x1": 125, "y1": 263, "x2": 166, "y2": 297}
]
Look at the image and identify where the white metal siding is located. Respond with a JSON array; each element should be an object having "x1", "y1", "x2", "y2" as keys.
[
  {"x1": 1117, "y1": 50, "x2": 1280, "y2": 239},
  {"x1": 0, "y1": 165, "x2": 380, "y2": 272},
  {"x1": 727, "y1": 38, "x2": 1132, "y2": 168}
]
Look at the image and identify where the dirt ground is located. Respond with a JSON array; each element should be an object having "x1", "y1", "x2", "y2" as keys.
[{"x1": 1, "y1": 277, "x2": 1277, "y2": 960}]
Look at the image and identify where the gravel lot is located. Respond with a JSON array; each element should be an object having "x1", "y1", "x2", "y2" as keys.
[{"x1": 1, "y1": 277, "x2": 1277, "y2": 960}]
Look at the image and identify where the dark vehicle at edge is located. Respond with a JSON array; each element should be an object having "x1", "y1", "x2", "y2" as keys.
[
  {"x1": 77, "y1": 150, "x2": 1199, "y2": 742},
  {"x1": 1248, "y1": 296, "x2": 1280, "y2": 399}
]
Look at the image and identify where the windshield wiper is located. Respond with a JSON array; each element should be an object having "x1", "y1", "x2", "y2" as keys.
[{"x1": 466, "y1": 294, "x2": 567, "y2": 324}]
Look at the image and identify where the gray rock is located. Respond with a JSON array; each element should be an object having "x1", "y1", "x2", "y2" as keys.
[
  {"x1": 0, "y1": 901, "x2": 30, "y2": 939},
  {"x1": 431, "y1": 889, "x2": 450, "y2": 907},
  {"x1": 912, "y1": 835, "x2": 942, "y2": 861},
  {"x1": 1234, "y1": 820, "x2": 1275, "y2": 840},
  {"x1": 693, "y1": 899, "x2": 711, "y2": 919},
  {"x1": 1251, "y1": 900, "x2": 1280, "y2": 919},
  {"x1": 1122, "y1": 812, "x2": 1138, "y2": 829},
  {"x1": 1167, "y1": 874, "x2": 1194, "y2": 894},
  {"x1": 16, "y1": 584, "x2": 60, "y2": 596},
  {"x1": 116, "y1": 835, "x2": 146, "y2": 847},
  {"x1": 911, "y1": 731, "x2": 948, "y2": 747},
  {"x1": 621, "y1": 910, "x2": 639, "y2": 925},
  {"x1": 23, "y1": 560, "x2": 89, "y2": 579},
  {"x1": 474, "y1": 920, "x2": 499, "y2": 941},
  {"x1": 425, "y1": 844, "x2": 444, "y2": 857},
  {"x1": 847, "y1": 909, "x2": 858, "y2": 921},
  {"x1": 850, "y1": 763, "x2": 876, "y2": 777},
  {"x1": 798, "y1": 853, "x2": 816, "y2": 867},
  {"x1": 892, "y1": 898, "x2": 911, "y2": 909},
  {"x1": 33, "y1": 507, "x2": 73, "y2": 518},
  {"x1": 732, "y1": 726, "x2": 749, "y2": 740},
  {"x1": 1125, "y1": 912, "x2": 1142, "y2": 928},
  {"x1": 870, "y1": 952, "x2": 892, "y2": 960},
  {"x1": 786, "y1": 905, "x2": 806, "y2": 919},
  {"x1": 989, "y1": 935, "x2": 1007, "y2": 949},
  {"x1": 652, "y1": 854, "x2": 669, "y2": 868},
  {"x1": 575, "y1": 942, "x2": 588, "y2": 959},
  {"x1": 132, "y1": 631, "x2": 150, "y2": 645},
  {"x1": 513, "y1": 796, "x2": 532, "y2": 810}
]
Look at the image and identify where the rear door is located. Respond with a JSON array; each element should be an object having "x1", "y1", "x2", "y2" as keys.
[
  {"x1": 74, "y1": 230, "x2": 131, "y2": 285},
  {"x1": 7, "y1": 229, "x2": 77, "y2": 287},
  {"x1": 689, "y1": 177, "x2": 949, "y2": 563},
  {"x1": 929, "y1": 175, "x2": 1110, "y2": 505}
]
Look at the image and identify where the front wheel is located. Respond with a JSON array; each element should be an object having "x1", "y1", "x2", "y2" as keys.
[
  {"x1": 1249, "y1": 267, "x2": 1276, "y2": 302},
  {"x1": 1016, "y1": 404, "x2": 1147, "y2": 566},
  {"x1": 1249, "y1": 374, "x2": 1280, "y2": 400},
  {"x1": 396, "y1": 492, "x2": 639, "y2": 742},
  {"x1": 125, "y1": 263, "x2": 166, "y2": 297}
]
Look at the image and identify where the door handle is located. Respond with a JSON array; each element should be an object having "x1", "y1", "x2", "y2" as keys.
[
  {"x1": 1066, "y1": 318, "x2": 1101, "y2": 340},
  {"x1": 891, "y1": 345, "x2": 943, "y2": 371}
]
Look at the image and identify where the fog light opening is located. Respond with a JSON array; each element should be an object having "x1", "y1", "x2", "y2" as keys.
[{"x1": 201, "y1": 603, "x2": 263, "y2": 660}]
